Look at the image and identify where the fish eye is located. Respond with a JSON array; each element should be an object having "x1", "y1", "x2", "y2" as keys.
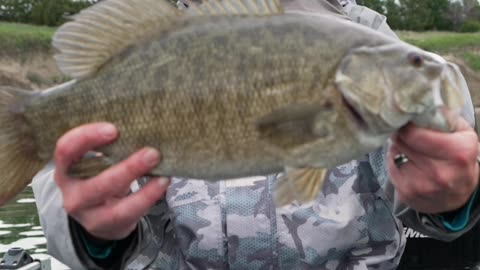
[{"x1": 408, "y1": 53, "x2": 423, "y2": 67}]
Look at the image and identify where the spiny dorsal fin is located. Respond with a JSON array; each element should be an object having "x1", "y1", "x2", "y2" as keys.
[
  {"x1": 53, "y1": 0, "x2": 282, "y2": 79},
  {"x1": 187, "y1": 0, "x2": 282, "y2": 16}
]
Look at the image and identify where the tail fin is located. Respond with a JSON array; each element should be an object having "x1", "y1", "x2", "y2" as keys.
[{"x1": 0, "y1": 86, "x2": 45, "y2": 207}]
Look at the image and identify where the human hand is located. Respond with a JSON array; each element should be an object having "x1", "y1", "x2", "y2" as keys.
[
  {"x1": 388, "y1": 117, "x2": 479, "y2": 214},
  {"x1": 54, "y1": 122, "x2": 170, "y2": 240}
]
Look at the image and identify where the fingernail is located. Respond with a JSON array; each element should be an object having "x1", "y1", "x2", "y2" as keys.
[
  {"x1": 157, "y1": 177, "x2": 170, "y2": 187},
  {"x1": 143, "y1": 148, "x2": 160, "y2": 166},
  {"x1": 98, "y1": 124, "x2": 117, "y2": 139}
]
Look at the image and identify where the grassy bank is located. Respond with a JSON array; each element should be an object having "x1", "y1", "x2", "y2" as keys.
[
  {"x1": 0, "y1": 22, "x2": 55, "y2": 57},
  {"x1": 1, "y1": 21, "x2": 480, "y2": 70},
  {"x1": 397, "y1": 31, "x2": 480, "y2": 52},
  {"x1": 396, "y1": 31, "x2": 480, "y2": 71}
]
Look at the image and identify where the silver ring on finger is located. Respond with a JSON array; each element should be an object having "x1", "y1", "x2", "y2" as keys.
[{"x1": 394, "y1": 153, "x2": 409, "y2": 169}]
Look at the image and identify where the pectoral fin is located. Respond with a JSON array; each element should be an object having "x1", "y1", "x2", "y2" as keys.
[
  {"x1": 256, "y1": 104, "x2": 332, "y2": 151},
  {"x1": 274, "y1": 167, "x2": 327, "y2": 207}
]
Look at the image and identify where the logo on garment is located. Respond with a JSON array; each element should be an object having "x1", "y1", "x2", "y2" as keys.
[{"x1": 403, "y1": 227, "x2": 430, "y2": 238}]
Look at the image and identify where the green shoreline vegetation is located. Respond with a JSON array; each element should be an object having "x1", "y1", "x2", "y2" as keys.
[
  {"x1": 1, "y1": 22, "x2": 480, "y2": 70},
  {"x1": 397, "y1": 31, "x2": 480, "y2": 71},
  {"x1": 0, "y1": 22, "x2": 55, "y2": 57},
  {"x1": 397, "y1": 31, "x2": 480, "y2": 52}
]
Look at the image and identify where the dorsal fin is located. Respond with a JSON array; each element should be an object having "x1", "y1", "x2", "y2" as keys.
[
  {"x1": 53, "y1": 0, "x2": 179, "y2": 79},
  {"x1": 188, "y1": 0, "x2": 282, "y2": 16},
  {"x1": 53, "y1": 0, "x2": 282, "y2": 79}
]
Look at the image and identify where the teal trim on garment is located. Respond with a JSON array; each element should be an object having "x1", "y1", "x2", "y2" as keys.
[
  {"x1": 439, "y1": 189, "x2": 478, "y2": 232},
  {"x1": 79, "y1": 231, "x2": 116, "y2": 259}
]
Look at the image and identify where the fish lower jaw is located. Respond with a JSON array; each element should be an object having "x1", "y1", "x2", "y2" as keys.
[
  {"x1": 367, "y1": 118, "x2": 401, "y2": 135},
  {"x1": 356, "y1": 132, "x2": 390, "y2": 151}
]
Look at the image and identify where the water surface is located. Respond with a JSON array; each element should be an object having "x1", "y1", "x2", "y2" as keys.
[{"x1": 0, "y1": 186, "x2": 46, "y2": 258}]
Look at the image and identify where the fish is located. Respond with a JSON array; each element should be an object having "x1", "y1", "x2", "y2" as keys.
[{"x1": 0, "y1": 0, "x2": 467, "y2": 207}]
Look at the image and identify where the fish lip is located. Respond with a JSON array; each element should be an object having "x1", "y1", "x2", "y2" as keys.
[{"x1": 341, "y1": 95, "x2": 369, "y2": 131}]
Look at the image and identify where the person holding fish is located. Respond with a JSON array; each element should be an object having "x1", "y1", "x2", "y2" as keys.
[{"x1": 15, "y1": 0, "x2": 479, "y2": 269}]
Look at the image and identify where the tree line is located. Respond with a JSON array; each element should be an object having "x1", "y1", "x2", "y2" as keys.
[
  {"x1": 1, "y1": 0, "x2": 480, "y2": 32},
  {"x1": 357, "y1": 0, "x2": 480, "y2": 32}
]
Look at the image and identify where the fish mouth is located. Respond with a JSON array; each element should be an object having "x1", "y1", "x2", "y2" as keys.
[{"x1": 341, "y1": 96, "x2": 369, "y2": 131}]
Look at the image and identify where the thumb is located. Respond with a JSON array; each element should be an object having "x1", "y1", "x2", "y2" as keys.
[{"x1": 454, "y1": 116, "x2": 474, "y2": 132}]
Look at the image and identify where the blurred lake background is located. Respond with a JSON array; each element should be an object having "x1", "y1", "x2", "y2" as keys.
[
  {"x1": 0, "y1": 186, "x2": 70, "y2": 269},
  {"x1": 0, "y1": 186, "x2": 46, "y2": 259}
]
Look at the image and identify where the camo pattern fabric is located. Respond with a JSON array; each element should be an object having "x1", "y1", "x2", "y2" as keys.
[
  {"x1": 125, "y1": 1, "x2": 407, "y2": 269},
  {"x1": 131, "y1": 151, "x2": 405, "y2": 270}
]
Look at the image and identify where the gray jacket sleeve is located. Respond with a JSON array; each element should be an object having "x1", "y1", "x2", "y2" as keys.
[
  {"x1": 32, "y1": 162, "x2": 146, "y2": 269},
  {"x1": 31, "y1": 162, "x2": 89, "y2": 270},
  {"x1": 341, "y1": 3, "x2": 398, "y2": 38},
  {"x1": 344, "y1": 4, "x2": 480, "y2": 241}
]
